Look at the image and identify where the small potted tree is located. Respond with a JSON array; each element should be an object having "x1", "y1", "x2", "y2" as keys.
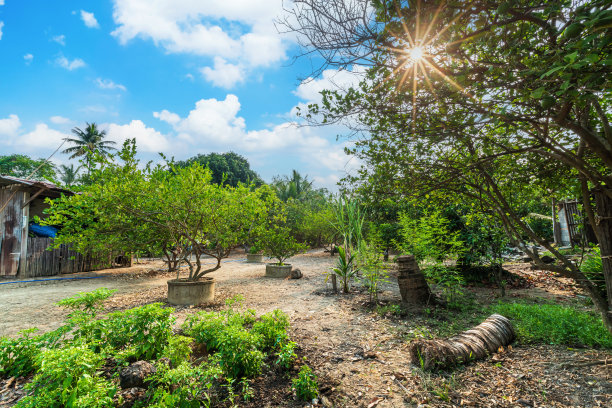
[
  {"x1": 246, "y1": 243, "x2": 265, "y2": 263},
  {"x1": 261, "y1": 225, "x2": 307, "y2": 278}
]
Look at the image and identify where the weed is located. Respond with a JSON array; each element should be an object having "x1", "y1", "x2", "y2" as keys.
[
  {"x1": 492, "y1": 302, "x2": 612, "y2": 348},
  {"x1": 292, "y1": 365, "x2": 319, "y2": 401},
  {"x1": 161, "y1": 335, "x2": 193, "y2": 366},
  {"x1": 276, "y1": 341, "x2": 297, "y2": 369},
  {"x1": 15, "y1": 346, "x2": 115, "y2": 408}
]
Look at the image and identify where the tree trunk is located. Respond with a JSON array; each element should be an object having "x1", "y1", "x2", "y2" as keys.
[
  {"x1": 396, "y1": 255, "x2": 432, "y2": 304},
  {"x1": 594, "y1": 189, "x2": 612, "y2": 323},
  {"x1": 409, "y1": 314, "x2": 515, "y2": 370}
]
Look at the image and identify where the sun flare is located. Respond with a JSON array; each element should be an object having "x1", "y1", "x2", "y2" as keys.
[{"x1": 409, "y1": 46, "x2": 424, "y2": 62}]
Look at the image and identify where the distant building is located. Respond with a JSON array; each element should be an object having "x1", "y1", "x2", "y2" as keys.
[{"x1": 0, "y1": 176, "x2": 126, "y2": 278}]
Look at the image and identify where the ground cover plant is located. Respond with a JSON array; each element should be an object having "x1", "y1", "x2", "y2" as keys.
[{"x1": 0, "y1": 290, "x2": 314, "y2": 407}]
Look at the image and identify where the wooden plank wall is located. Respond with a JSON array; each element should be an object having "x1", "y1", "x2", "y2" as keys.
[
  {"x1": 0, "y1": 188, "x2": 24, "y2": 277},
  {"x1": 23, "y1": 237, "x2": 115, "y2": 278}
]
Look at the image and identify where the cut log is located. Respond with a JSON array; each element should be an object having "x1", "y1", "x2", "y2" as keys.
[{"x1": 408, "y1": 314, "x2": 515, "y2": 370}]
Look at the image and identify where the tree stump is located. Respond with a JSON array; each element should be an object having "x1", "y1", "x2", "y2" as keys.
[
  {"x1": 397, "y1": 255, "x2": 431, "y2": 304},
  {"x1": 408, "y1": 314, "x2": 515, "y2": 369}
]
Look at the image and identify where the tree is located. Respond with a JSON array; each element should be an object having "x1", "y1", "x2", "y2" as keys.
[
  {"x1": 176, "y1": 152, "x2": 262, "y2": 187},
  {"x1": 273, "y1": 170, "x2": 315, "y2": 201},
  {"x1": 46, "y1": 141, "x2": 271, "y2": 281},
  {"x1": 58, "y1": 164, "x2": 80, "y2": 187},
  {"x1": 63, "y1": 123, "x2": 116, "y2": 173},
  {"x1": 284, "y1": 1, "x2": 612, "y2": 332},
  {"x1": 0, "y1": 154, "x2": 57, "y2": 181}
]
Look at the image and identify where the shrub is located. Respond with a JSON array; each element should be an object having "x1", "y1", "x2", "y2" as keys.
[
  {"x1": 56, "y1": 288, "x2": 116, "y2": 317},
  {"x1": 161, "y1": 335, "x2": 193, "y2": 367},
  {"x1": 292, "y1": 365, "x2": 318, "y2": 401},
  {"x1": 581, "y1": 247, "x2": 607, "y2": 302},
  {"x1": 76, "y1": 303, "x2": 174, "y2": 361},
  {"x1": 144, "y1": 361, "x2": 222, "y2": 408},
  {"x1": 492, "y1": 302, "x2": 612, "y2": 348},
  {"x1": 15, "y1": 346, "x2": 115, "y2": 408},
  {"x1": 251, "y1": 310, "x2": 290, "y2": 350},
  {"x1": 0, "y1": 329, "x2": 42, "y2": 378},
  {"x1": 276, "y1": 341, "x2": 297, "y2": 369},
  {"x1": 215, "y1": 326, "x2": 265, "y2": 378}
]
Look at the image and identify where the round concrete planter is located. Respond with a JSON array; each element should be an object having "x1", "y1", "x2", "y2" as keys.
[
  {"x1": 167, "y1": 277, "x2": 215, "y2": 305},
  {"x1": 265, "y1": 263, "x2": 292, "y2": 278},
  {"x1": 246, "y1": 253, "x2": 264, "y2": 263}
]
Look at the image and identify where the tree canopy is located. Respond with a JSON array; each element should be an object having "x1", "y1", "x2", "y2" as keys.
[
  {"x1": 285, "y1": 0, "x2": 612, "y2": 332},
  {"x1": 0, "y1": 154, "x2": 57, "y2": 182},
  {"x1": 176, "y1": 152, "x2": 262, "y2": 187}
]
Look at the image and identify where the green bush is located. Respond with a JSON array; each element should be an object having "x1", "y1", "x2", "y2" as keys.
[
  {"x1": 161, "y1": 335, "x2": 193, "y2": 367},
  {"x1": 276, "y1": 341, "x2": 297, "y2": 369},
  {"x1": 76, "y1": 303, "x2": 174, "y2": 361},
  {"x1": 57, "y1": 288, "x2": 116, "y2": 317},
  {"x1": 0, "y1": 329, "x2": 42, "y2": 378},
  {"x1": 251, "y1": 310, "x2": 290, "y2": 350},
  {"x1": 16, "y1": 346, "x2": 116, "y2": 408},
  {"x1": 292, "y1": 365, "x2": 318, "y2": 401},
  {"x1": 492, "y1": 302, "x2": 612, "y2": 348},
  {"x1": 215, "y1": 326, "x2": 264, "y2": 378},
  {"x1": 144, "y1": 361, "x2": 222, "y2": 408},
  {"x1": 581, "y1": 247, "x2": 607, "y2": 302}
]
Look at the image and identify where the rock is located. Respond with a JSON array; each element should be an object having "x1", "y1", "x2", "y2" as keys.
[
  {"x1": 522, "y1": 256, "x2": 532, "y2": 263},
  {"x1": 541, "y1": 255, "x2": 555, "y2": 264},
  {"x1": 291, "y1": 268, "x2": 303, "y2": 279},
  {"x1": 119, "y1": 361, "x2": 156, "y2": 389}
]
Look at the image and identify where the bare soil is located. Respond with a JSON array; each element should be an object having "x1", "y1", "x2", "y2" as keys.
[{"x1": 1, "y1": 250, "x2": 611, "y2": 407}]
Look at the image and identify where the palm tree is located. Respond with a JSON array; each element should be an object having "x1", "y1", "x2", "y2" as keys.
[
  {"x1": 59, "y1": 164, "x2": 80, "y2": 187},
  {"x1": 62, "y1": 122, "x2": 116, "y2": 172},
  {"x1": 273, "y1": 170, "x2": 314, "y2": 201}
]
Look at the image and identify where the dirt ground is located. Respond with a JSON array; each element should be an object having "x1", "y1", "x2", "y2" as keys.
[{"x1": 1, "y1": 250, "x2": 611, "y2": 407}]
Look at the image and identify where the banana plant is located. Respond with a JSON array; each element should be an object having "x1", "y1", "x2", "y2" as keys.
[{"x1": 332, "y1": 246, "x2": 359, "y2": 293}]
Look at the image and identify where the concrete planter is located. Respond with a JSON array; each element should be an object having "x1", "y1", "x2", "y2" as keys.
[
  {"x1": 167, "y1": 277, "x2": 215, "y2": 305},
  {"x1": 246, "y1": 253, "x2": 264, "y2": 263},
  {"x1": 265, "y1": 263, "x2": 292, "y2": 278}
]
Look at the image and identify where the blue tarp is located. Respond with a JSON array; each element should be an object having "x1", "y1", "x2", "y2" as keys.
[{"x1": 29, "y1": 223, "x2": 58, "y2": 238}]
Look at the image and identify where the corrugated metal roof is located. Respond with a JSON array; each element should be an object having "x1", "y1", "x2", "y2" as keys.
[{"x1": 0, "y1": 175, "x2": 73, "y2": 195}]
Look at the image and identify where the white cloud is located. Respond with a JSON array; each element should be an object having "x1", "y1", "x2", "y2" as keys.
[
  {"x1": 0, "y1": 1, "x2": 4, "y2": 6},
  {"x1": 80, "y1": 10, "x2": 100, "y2": 28},
  {"x1": 95, "y1": 78, "x2": 127, "y2": 91},
  {"x1": 50, "y1": 116, "x2": 71, "y2": 125},
  {"x1": 23, "y1": 53, "x2": 33, "y2": 64},
  {"x1": 56, "y1": 56, "x2": 86, "y2": 70},
  {"x1": 153, "y1": 110, "x2": 180, "y2": 125},
  {"x1": 19, "y1": 124, "x2": 69, "y2": 150},
  {"x1": 200, "y1": 57, "x2": 245, "y2": 89},
  {"x1": 294, "y1": 67, "x2": 366, "y2": 104},
  {"x1": 106, "y1": 120, "x2": 170, "y2": 153},
  {"x1": 52, "y1": 34, "x2": 66, "y2": 46},
  {"x1": 0, "y1": 114, "x2": 21, "y2": 137},
  {"x1": 0, "y1": 22, "x2": 4, "y2": 41},
  {"x1": 110, "y1": 0, "x2": 288, "y2": 87}
]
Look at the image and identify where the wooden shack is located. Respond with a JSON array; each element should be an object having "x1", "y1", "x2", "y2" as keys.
[{"x1": 0, "y1": 175, "x2": 122, "y2": 278}]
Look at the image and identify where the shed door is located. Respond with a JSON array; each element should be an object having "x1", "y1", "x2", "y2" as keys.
[{"x1": 0, "y1": 189, "x2": 24, "y2": 276}]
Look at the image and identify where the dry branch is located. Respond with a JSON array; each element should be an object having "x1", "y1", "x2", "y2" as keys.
[{"x1": 409, "y1": 314, "x2": 515, "y2": 370}]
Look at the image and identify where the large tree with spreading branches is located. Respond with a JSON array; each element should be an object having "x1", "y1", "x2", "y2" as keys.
[{"x1": 282, "y1": 0, "x2": 612, "y2": 332}]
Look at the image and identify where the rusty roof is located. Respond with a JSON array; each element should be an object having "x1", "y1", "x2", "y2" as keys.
[{"x1": 0, "y1": 175, "x2": 73, "y2": 195}]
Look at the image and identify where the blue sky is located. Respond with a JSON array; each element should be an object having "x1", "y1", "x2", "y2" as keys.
[{"x1": 0, "y1": 0, "x2": 361, "y2": 188}]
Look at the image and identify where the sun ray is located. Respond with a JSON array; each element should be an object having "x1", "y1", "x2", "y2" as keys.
[
  {"x1": 424, "y1": 7, "x2": 470, "y2": 48},
  {"x1": 418, "y1": 60, "x2": 441, "y2": 104},
  {"x1": 421, "y1": 58, "x2": 475, "y2": 100},
  {"x1": 394, "y1": 1, "x2": 416, "y2": 48},
  {"x1": 420, "y1": 2, "x2": 444, "y2": 46},
  {"x1": 416, "y1": 0, "x2": 422, "y2": 45},
  {"x1": 412, "y1": 61, "x2": 418, "y2": 133}
]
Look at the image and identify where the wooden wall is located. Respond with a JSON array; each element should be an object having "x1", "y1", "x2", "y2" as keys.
[
  {"x1": 23, "y1": 237, "x2": 115, "y2": 278},
  {"x1": 0, "y1": 188, "x2": 24, "y2": 277}
]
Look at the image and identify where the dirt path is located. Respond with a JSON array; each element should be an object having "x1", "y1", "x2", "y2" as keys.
[{"x1": 1, "y1": 251, "x2": 610, "y2": 407}]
